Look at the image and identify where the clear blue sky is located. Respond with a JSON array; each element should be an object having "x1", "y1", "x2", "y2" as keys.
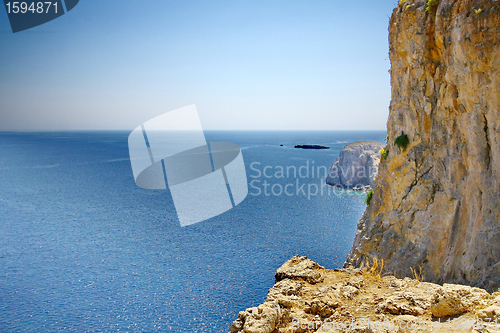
[{"x1": 0, "y1": 0, "x2": 398, "y2": 131}]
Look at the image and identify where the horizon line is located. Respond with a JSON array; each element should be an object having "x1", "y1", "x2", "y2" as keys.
[{"x1": 0, "y1": 129, "x2": 388, "y2": 133}]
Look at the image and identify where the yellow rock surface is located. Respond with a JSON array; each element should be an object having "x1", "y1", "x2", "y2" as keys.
[{"x1": 346, "y1": 0, "x2": 500, "y2": 291}]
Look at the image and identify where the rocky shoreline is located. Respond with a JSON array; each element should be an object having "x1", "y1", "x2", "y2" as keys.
[{"x1": 229, "y1": 256, "x2": 500, "y2": 333}]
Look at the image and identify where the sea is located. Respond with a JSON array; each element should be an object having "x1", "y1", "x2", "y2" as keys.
[{"x1": 0, "y1": 130, "x2": 386, "y2": 332}]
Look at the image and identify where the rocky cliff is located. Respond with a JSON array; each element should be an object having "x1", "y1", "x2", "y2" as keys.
[
  {"x1": 229, "y1": 256, "x2": 500, "y2": 333},
  {"x1": 326, "y1": 141, "x2": 384, "y2": 190},
  {"x1": 346, "y1": 0, "x2": 500, "y2": 291}
]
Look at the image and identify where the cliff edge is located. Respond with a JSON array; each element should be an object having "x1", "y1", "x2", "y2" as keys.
[
  {"x1": 229, "y1": 256, "x2": 500, "y2": 333},
  {"x1": 346, "y1": 0, "x2": 500, "y2": 291}
]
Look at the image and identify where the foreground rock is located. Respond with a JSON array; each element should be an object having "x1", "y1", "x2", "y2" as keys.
[
  {"x1": 229, "y1": 256, "x2": 500, "y2": 333},
  {"x1": 346, "y1": 0, "x2": 500, "y2": 291},
  {"x1": 325, "y1": 141, "x2": 384, "y2": 190}
]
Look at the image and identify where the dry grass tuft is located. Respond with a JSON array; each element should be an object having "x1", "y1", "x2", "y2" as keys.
[
  {"x1": 410, "y1": 266, "x2": 423, "y2": 284},
  {"x1": 362, "y1": 257, "x2": 384, "y2": 281}
]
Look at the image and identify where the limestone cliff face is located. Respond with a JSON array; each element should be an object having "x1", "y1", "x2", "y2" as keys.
[
  {"x1": 325, "y1": 141, "x2": 384, "y2": 189},
  {"x1": 346, "y1": 0, "x2": 500, "y2": 291}
]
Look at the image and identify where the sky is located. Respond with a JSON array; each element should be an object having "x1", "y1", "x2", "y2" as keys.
[{"x1": 0, "y1": 0, "x2": 399, "y2": 131}]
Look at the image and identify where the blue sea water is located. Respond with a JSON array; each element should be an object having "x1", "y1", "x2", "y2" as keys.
[{"x1": 0, "y1": 130, "x2": 385, "y2": 332}]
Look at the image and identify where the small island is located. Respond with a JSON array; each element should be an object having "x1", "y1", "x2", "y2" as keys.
[{"x1": 294, "y1": 145, "x2": 330, "y2": 149}]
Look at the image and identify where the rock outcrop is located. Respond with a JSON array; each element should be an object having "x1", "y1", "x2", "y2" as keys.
[
  {"x1": 346, "y1": 0, "x2": 500, "y2": 291},
  {"x1": 229, "y1": 256, "x2": 500, "y2": 333},
  {"x1": 326, "y1": 141, "x2": 384, "y2": 190}
]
